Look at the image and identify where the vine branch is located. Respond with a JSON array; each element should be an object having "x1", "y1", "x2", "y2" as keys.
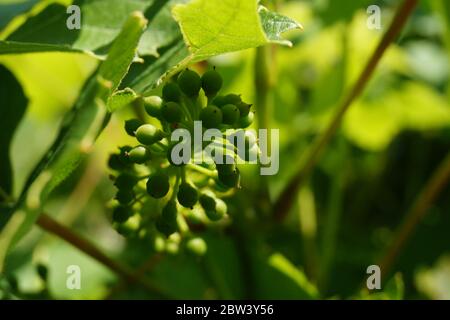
[
  {"x1": 378, "y1": 151, "x2": 450, "y2": 279},
  {"x1": 36, "y1": 213, "x2": 168, "y2": 298},
  {"x1": 273, "y1": 0, "x2": 419, "y2": 221}
]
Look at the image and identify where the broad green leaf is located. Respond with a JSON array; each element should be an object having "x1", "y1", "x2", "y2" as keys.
[
  {"x1": 267, "y1": 253, "x2": 319, "y2": 298},
  {"x1": 172, "y1": 0, "x2": 301, "y2": 62},
  {"x1": 250, "y1": 250, "x2": 319, "y2": 299},
  {"x1": 107, "y1": 88, "x2": 138, "y2": 112},
  {"x1": 258, "y1": 6, "x2": 303, "y2": 47},
  {"x1": 0, "y1": 12, "x2": 147, "y2": 253},
  {"x1": 0, "y1": 0, "x2": 39, "y2": 30},
  {"x1": 0, "y1": 64, "x2": 28, "y2": 203},
  {"x1": 1, "y1": 0, "x2": 184, "y2": 58},
  {"x1": 125, "y1": 0, "x2": 302, "y2": 94}
]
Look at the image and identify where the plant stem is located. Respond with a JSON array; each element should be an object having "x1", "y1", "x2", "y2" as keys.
[
  {"x1": 36, "y1": 213, "x2": 168, "y2": 298},
  {"x1": 273, "y1": 0, "x2": 419, "y2": 221},
  {"x1": 186, "y1": 163, "x2": 216, "y2": 178},
  {"x1": 104, "y1": 253, "x2": 164, "y2": 299},
  {"x1": 378, "y1": 151, "x2": 450, "y2": 279},
  {"x1": 254, "y1": 44, "x2": 275, "y2": 215}
]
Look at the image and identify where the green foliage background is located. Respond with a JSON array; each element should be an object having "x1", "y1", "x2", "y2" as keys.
[{"x1": 0, "y1": 0, "x2": 449, "y2": 300}]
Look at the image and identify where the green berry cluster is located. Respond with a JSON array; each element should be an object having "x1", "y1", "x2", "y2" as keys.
[{"x1": 108, "y1": 68, "x2": 258, "y2": 253}]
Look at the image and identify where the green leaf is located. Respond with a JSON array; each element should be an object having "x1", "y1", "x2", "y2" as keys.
[
  {"x1": 172, "y1": 0, "x2": 301, "y2": 62},
  {"x1": 107, "y1": 88, "x2": 138, "y2": 112},
  {"x1": 0, "y1": 12, "x2": 147, "y2": 252},
  {"x1": 0, "y1": 64, "x2": 28, "y2": 203},
  {"x1": 258, "y1": 6, "x2": 303, "y2": 47},
  {"x1": 0, "y1": 0, "x2": 39, "y2": 30},
  {"x1": 125, "y1": 0, "x2": 302, "y2": 94},
  {"x1": 1, "y1": 0, "x2": 184, "y2": 58}
]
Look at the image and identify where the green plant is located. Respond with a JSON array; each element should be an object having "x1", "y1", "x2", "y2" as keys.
[{"x1": 2, "y1": 0, "x2": 449, "y2": 302}]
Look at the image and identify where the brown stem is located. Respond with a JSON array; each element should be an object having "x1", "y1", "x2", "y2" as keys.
[
  {"x1": 378, "y1": 152, "x2": 450, "y2": 279},
  {"x1": 104, "y1": 253, "x2": 164, "y2": 299},
  {"x1": 36, "y1": 213, "x2": 168, "y2": 298},
  {"x1": 273, "y1": 0, "x2": 419, "y2": 221}
]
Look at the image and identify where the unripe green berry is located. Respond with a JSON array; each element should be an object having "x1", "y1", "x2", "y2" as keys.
[
  {"x1": 113, "y1": 206, "x2": 132, "y2": 223},
  {"x1": 200, "y1": 195, "x2": 226, "y2": 221},
  {"x1": 36, "y1": 263, "x2": 48, "y2": 281},
  {"x1": 221, "y1": 104, "x2": 240, "y2": 125},
  {"x1": 118, "y1": 146, "x2": 133, "y2": 164},
  {"x1": 237, "y1": 111, "x2": 254, "y2": 128},
  {"x1": 127, "y1": 146, "x2": 149, "y2": 164},
  {"x1": 135, "y1": 124, "x2": 164, "y2": 145},
  {"x1": 199, "y1": 194, "x2": 216, "y2": 211},
  {"x1": 218, "y1": 167, "x2": 240, "y2": 189},
  {"x1": 143, "y1": 96, "x2": 163, "y2": 118},
  {"x1": 222, "y1": 94, "x2": 241, "y2": 106},
  {"x1": 108, "y1": 153, "x2": 128, "y2": 171},
  {"x1": 156, "y1": 201, "x2": 178, "y2": 237},
  {"x1": 178, "y1": 69, "x2": 201, "y2": 97},
  {"x1": 237, "y1": 102, "x2": 252, "y2": 117},
  {"x1": 215, "y1": 155, "x2": 236, "y2": 175},
  {"x1": 146, "y1": 172, "x2": 170, "y2": 198},
  {"x1": 115, "y1": 173, "x2": 138, "y2": 190},
  {"x1": 161, "y1": 102, "x2": 183, "y2": 123},
  {"x1": 201, "y1": 69, "x2": 223, "y2": 97},
  {"x1": 124, "y1": 119, "x2": 143, "y2": 137},
  {"x1": 200, "y1": 105, "x2": 223, "y2": 128},
  {"x1": 167, "y1": 142, "x2": 188, "y2": 167},
  {"x1": 211, "y1": 95, "x2": 227, "y2": 107},
  {"x1": 162, "y1": 82, "x2": 181, "y2": 102},
  {"x1": 186, "y1": 237, "x2": 207, "y2": 256},
  {"x1": 177, "y1": 182, "x2": 198, "y2": 208},
  {"x1": 116, "y1": 189, "x2": 134, "y2": 205}
]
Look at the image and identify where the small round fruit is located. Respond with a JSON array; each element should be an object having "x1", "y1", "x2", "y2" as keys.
[
  {"x1": 146, "y1": 172, "x2": 170, "y2": 198},
  {"x1": 143, "y1": 96, "x2": 163, "y2": 117},
  {"x1": 186, "y1": 237, "x2": 207, "y2": 256},
  {"x1": 177, "y1": 182, "x2": 198, "y2": 208},
  {"x1": 124, "y1": 119, "x2": 143, "y2": 137},
  {"x1": 162, "y1": 200, "x2": 178, "y2": 221},
  {"x1": 113, "y1": 206, "x2": 132, "y2": 223},
  {"x1": 108, "y1": 153, "x2": 127, "y2": 171},
  {"x1": 201, "y1": 69, "x2": 223, "y2": 96},
  {"x1": 118, "y1": 146, "x2": 133, "y2": 165},
  {"x1": 211, "y1": 95, "x2": 227, "y2": 107},
  {"x1": 200, "y1": 105, "x2": 222, "y2": 128},
  {"x1": 203, "y1": 197, "x2": 227, "y2": 221},
  {"x1": 221, "y1": 104, "x2": 240, "y2": 125},
  {"x1": 156, "y1": 201, "x2": 178, "y2": 237},
  {"x1": 237, "y1": 102, "x2": 252, "y2": 117},
  {"x1": 237, "y1": 111, "x2": 254, "y2": 128},
  {"x1": 162, "y1": 82, "x2": 181, "y2": 102},
  {"x1": 178, "y1": 69, "x2": 201, "y2": 97},
  {"x1": 116, "y1": 189, "x2": 134, "y2": 205},
  {"x1": 215, "y1": 155, "x2": 236, "y2": 175},
  {"x1": 222, "y1": 94, "x2": 241, "y2": 106},
  {"x1": 136, "y1": 124, "x2": 164, "y2": 145},
  {"x1": 167, "y1": 142, "x2": 188, "y2": 166},
  {"x1": 199, "y1": 194, "x2": 216, "y2": 211},
  {"x1": 115, "y1": 173, "x2": 138, "y2": 190},
  {"x1": 36, "y1": 264, "x2": 48, "y2": 281},
  {"x1": 127, "y1": 146, "x2": 149, "y2": 164},
  {"x1": 161, "y1": 102, "x2": 183, "y2": 123},
  {"x1": 218, "y1": 167, "x2": 240, "y2": 188}
]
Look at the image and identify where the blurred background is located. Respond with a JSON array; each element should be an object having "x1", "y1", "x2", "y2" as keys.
[{"x1": 0, "y1": 0, "x2": 449, "y2": 299}]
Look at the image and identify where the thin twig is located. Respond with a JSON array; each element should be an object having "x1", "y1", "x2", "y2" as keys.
[
  {"x1": 104, "y1": 253, "x2": 164, "y2": 299},
  {"x1": 378, "y1": 152, "x2": 450, "y2": 279},
  {"x1": 36, "y1": 213, "x2": 169, "y2": 298},
  {"x1": 273, "y1": 0, "x2": 419, "y2": 221}
]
